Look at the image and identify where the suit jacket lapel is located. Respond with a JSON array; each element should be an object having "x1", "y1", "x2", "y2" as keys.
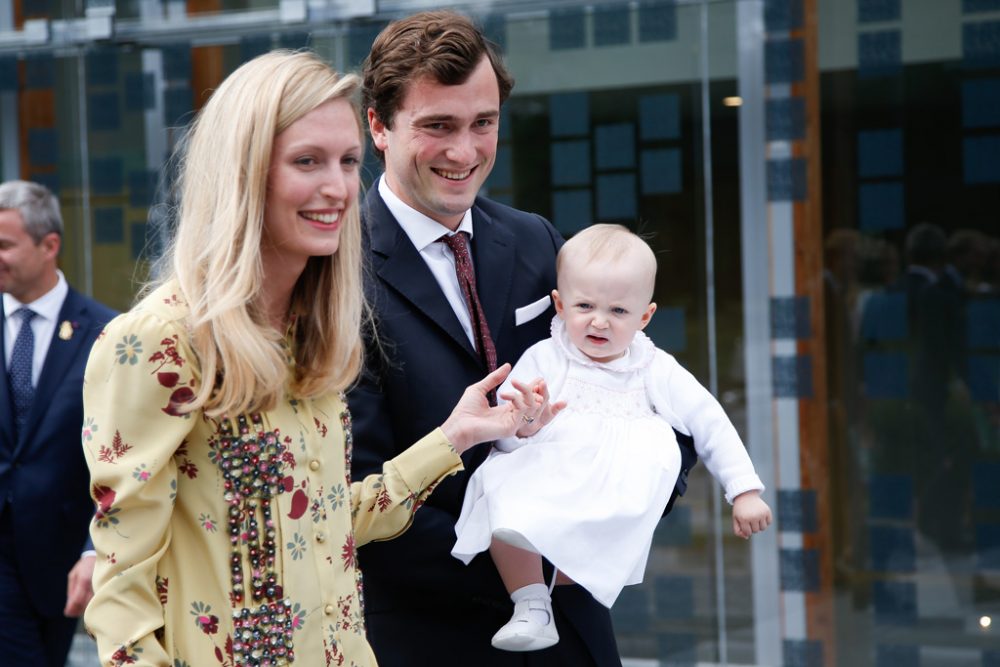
[
  {"x1": 365, "y1": 188, "x2": 479, "y2": 362},
  {"x1": 0, "y1": 303, "x2": 14, "y2": 450},
  {"x1": 15, "y1": 288, "x2": 92, "y2": 454},
  {"x1": 469, "y1": 201, "x2": 515, "y2": 349}
]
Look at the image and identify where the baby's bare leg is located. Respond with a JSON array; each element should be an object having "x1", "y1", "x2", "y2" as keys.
[{"x1": 490, "y1": 537, "x2": 544, "y2": 594}]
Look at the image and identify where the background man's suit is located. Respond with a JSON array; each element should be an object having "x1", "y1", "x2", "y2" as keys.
[
  {"x1": 348, "y1": 187, "x2": 622, "y2": 666},
  {"x1": 0, "y1": 287, "x2": 115, "y2": 663}
]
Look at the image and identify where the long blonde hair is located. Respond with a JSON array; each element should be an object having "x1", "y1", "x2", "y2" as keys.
[{"x1": 150, "y1": 50, "x2": 365, "y2": 416}]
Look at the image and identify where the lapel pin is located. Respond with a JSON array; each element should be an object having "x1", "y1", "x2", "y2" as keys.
[{"x1": 59, "y1": 320, "x2": 74, "y2": 340}]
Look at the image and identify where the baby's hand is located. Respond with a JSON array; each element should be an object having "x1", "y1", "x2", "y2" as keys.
[
  {"x1": 732, "y1": 490, "x2": 772, "y2": 539},
  {"x1": 499, "y1": 378, "x2": 566, "y2": 438}
]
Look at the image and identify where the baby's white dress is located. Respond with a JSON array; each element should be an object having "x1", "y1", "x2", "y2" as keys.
[{"x1": 452, "y1": 317, "x2": 764, "y2": 608}]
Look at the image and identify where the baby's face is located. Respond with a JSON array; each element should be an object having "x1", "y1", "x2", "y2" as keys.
[{"x1": 553, "y1": 259, "x2": 655, "y2": 363}]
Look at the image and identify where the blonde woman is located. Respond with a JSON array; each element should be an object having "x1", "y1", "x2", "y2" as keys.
[{"x1": 83, "y1": 50, "x2": 538, "y2": 667}]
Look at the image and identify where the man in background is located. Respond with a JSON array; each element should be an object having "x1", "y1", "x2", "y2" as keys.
[{"x1": 0, "y1": 180, "x2": 115, "y2": 666}]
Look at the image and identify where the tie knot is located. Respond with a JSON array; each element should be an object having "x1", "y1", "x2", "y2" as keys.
[
  {"x1": 16, "y1": 308, "x2": 36, "y2": 325},
  {"x1": 440, "y1": 231, "x2": 471, "y2": 255}
]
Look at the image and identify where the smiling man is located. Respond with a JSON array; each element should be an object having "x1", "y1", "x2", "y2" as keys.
[{"x1": 347, "y1": 10, "x2": 624, "y2": 667}]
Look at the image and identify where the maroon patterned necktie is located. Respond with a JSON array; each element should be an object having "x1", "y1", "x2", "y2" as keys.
[{"x1": 441, "y1": 232, "x2": 498, "y2": 404}]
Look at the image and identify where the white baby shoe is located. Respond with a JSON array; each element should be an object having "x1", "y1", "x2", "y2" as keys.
[{"x1": 491, "y1": 596, "x2": 559, "y2": 652}]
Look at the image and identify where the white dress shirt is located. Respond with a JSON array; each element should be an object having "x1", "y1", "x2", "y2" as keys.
[
  {"x1": 378, "y1": 175, "x2": 479, "y2": 348},
  {"x1": 3, "y1": 271, "x2": 69, "y2": 387}
]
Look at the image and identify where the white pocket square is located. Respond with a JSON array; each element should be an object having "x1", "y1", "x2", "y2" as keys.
[{"x1": 515, "y1": 295, "x2": 552, "y2": 326}]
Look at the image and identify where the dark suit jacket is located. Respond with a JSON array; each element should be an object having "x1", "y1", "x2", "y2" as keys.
[
  {"x1": 0, "y1": 287, "x2": 116, "y2": 617},
  {"x1": 348, "y1": 188, "x2": 622, "y2": 666}
]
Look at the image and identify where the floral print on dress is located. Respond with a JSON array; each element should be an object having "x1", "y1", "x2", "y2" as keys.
[
  {"x1": 116, "y1": 335, "x2": 142, "y2": 365},
  {"x1": 84, "y1": 282, "x2": 462, "y2": 667}
]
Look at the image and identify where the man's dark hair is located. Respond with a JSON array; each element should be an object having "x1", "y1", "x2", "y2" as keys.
[{"x1": 362, "y1": 10, "x2": 514, "y2": 160}]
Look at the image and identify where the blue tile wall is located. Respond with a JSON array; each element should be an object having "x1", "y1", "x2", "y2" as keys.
[
  {"x1": 778, "y1": 488, "x2": 818, "y2": 532},
  {"x1": 595, "y1": 124, "x2": 636, "y2": 169},
  {"x1": 86, "y1": 49, "x2": 119, "y2": 87},
  {"x1": 653, "y1": 504, "x2": 691, "y2": 546},
  {"x1": 88, "y1": 92, "x2": 121, "y2": 132},
  {"x1": 766, "y1": 0, "x2": 804, "y2": 32},
  {"x1": 131, "y1": 222, "x2": 148, "y2": 261},
  {"x1": 766, "y1": 97, "x2": 806, "y2": 141},
  {"x1": 551, "y1": 141, "x2": 592, "y2": 186},
  {"x1": 23, "y1": 0, "x2": 49, "y2": 15},
  {"x1": 963, "y1": 21, "x2": 1000, "y2": 68},
  {"x1": 858, "y1": 129, "x2": 903, "y2": 177},
  {"x1": 482, "y1": 14, "x2": 508, "y2": 53},
  {"x1": 593, "y1": 4, "x2": 631, "y2": 47},
  {"x1": 766, "y1": 38, "x2": 805, "y2": 84},
  {"x1": 640, "y1": 148, "x2": 682, "y2": 195},
  {"x1": 869, "y1": 474, "x2": 914, "y2": 520},
  {"x1": 859, "y1": 291, "x2": 908, "y2": 341},
  {"x1": 161, "y1": 44, "x2": 190, "y2": 81},
  {"x1": 967, "y1": 298, "x2": 1000, "y2": 348},
  {"x1": 974, "y1": 463, "x2": 1000, "y2": 509},
  {"x1": 488, "y1": 145, "x2": 512, "y2": 190},
  {"x1": 872, "y1": 581, "x2": 917, "y2": 625},
  {"x1": 862, "y1": 351, "x2": 909, "y2": 399},
  {"x1": 783, "y1": 639, "x2": 824, "y2": 667},
  {"x1": 129, "y1": 170, "x2": 157, "y2": 208},
  {"x1": 773, "y1": 354, "x2": 814, "y2": 398},
  {"x1": 347, "y1": 24, "x2": 386, "y2": 68},
  {"x1": 90, "y1": 157, "x2": 124, "y2": 195},
  {"x1": 876, "y1": 644, "x2": 919, "y2": 667},
  {"x1": 767, "y1": 157, "x2": 807, "y2": 201},
  {"x1": 658, "y1": 633, "x2": 696, "y2": 666},
  {"x1": 639, "y1": 93, "x2": 681, "y2": 140},
  {"x1": 610, "y1": 587, "x2": 650, "y2": 633},
  {"x1": 858, "y1": 181, "x2": 904, "y2": 231},
  {"x1": 963, "y1": 135, "x2": 1000, "y2": 183},
  {"x1": 858, "y1": 31, "x2": 902, "y2": 77},
  {"x1": 31, "y1": 172, "x2": 59, "y2": 195},
  {"x1": 654, "y1": 575, "x2": 694, "y2": 619},
  {"x1": 550, "y1": 7, "x2": 587, "y2": 50},
  {"x1": 771, "y1": 295, "x2": 812, "y2": 340},
  {"x1": 95, "y1": 207, "x2": 124, "y2": 244},
  {"x1": 645, "y1": 306, "x2": 686, "y2": 352},
  {"x1": 28, "y1": 128, "x2": 57, "y2": 167},
  {"x1": 781, "y1": 548, "x2": 820, "y2": 591},
  {"x1": 552, "y1": 190, "x2": 592, "y2": 235},
  {"x1": 596, "y1": 173, "x2": 637, "y2": 219},
  {"x1": 962, "y1": 79, "x2": 1000, "y2": 127},
  {"x1": 550, "y1": 92, "x2": 590, "y2": 137},
  {"x1": 968, "y1": 355, "x2": 1000, "y2": 401},
  {"x1": 164, "y1": 87, "x2": 193, "y2": 127},
  {"x1": 977, "y1": 524, "x2": 1000, "y2": 569},
  {"x1": 25, "y1": 54, "x2": 54, "y2": 89},
  {"x1": 0, "y1": 57, "x2": 17, "y2": 92},
  {"x1": 858, "y1": 0, "x2": 901, "y2": 23},
  {"x1": 870, "y1": 525, "x2": 916, "y2": 572},
  {"x1": 965, "y1": 0, "x2": 1000, "y2": 11},
  {"x1": 638, "y1": 0, "x2": 677, "y2": 42},
  {"x1": 124, "y1": 72, "x2": 153, "y2": 112},
  {"x1": 240, "y1": 35, "x2": 272, "y2": 63},
  {"x1": 278, "y1": 32, "x2": 310, "y2": 50}
]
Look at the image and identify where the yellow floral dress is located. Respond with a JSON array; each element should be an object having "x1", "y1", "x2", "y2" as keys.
[{"x1": 83, "y1": 282, "x2": 462, "y2": 667}]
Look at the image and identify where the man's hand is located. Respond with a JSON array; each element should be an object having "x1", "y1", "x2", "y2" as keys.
[
  {"x1": 732, "y1": 490, "x2": 772, "y2": 539},
  {"x1": 64, "y1": 554, "x2": 96, "y2": 617}
]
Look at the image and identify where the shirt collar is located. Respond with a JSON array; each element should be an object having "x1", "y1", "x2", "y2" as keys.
[
  {"x1": 3, "y1": 270, "x2": 68, "y2": 323},
  {"x1": 378, "y1": 174, "x2": 474, "y2": 252}
]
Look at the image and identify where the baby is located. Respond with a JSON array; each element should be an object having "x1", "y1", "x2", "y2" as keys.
[{"x1": 452, "y1": 224, "x2": 772, "y2": 651}]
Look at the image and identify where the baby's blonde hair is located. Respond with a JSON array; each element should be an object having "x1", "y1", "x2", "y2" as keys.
[{"x1": 556, "y1": 224, "x2": 657, "y2": 302}]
